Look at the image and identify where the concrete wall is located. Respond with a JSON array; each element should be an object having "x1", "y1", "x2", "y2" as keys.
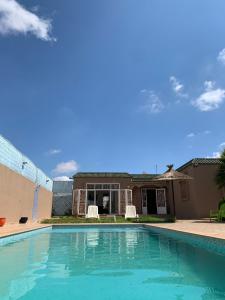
[
  {"x1": 174, "y1": 164, "x2": 224, "y2": 219},
  {"x1": 0, "y1": 163, "x2": 52, "y2": 223}
]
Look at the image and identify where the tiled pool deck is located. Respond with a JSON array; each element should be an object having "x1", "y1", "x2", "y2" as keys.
[
  {"x1": 0, "y1": 223, "x2": 51, "y2": 238},
  {"x1": 145, "y1": 220, "x2": 225, "y2": 240},
  {"x1": 1, "y1": 220, "x2": 225, "y2": 240}
]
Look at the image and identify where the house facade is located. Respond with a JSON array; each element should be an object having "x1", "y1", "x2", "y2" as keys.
[
  {"x1": 72, "y1": 172, "x2": 175, "y2": 216},
  {"x1": 72, "y1": 158, "x2": 225, "y2": 219}
]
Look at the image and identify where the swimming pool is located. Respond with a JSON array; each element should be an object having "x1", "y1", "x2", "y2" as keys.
[{"x1": 1, "y1": 225, "x2": 225, "y2": 300}]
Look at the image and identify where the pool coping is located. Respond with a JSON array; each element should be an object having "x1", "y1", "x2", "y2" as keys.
[
  {"x1": 0, "y1": 224, "x2": 52, "y2": 239},
  {"x1": 144, "y1": 224, "x2": 225, "y2": 244},
  {"x1": 1, "y1": 222, "x2": 225, "y2": 245}
]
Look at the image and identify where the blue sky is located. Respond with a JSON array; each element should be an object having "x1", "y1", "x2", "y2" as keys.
[{"x1": 1, "y1": 0, "x2": 225, "y2": 179}]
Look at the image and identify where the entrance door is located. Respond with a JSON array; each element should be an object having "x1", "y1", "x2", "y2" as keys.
[
  {"x1": 147, "y1": 189, "x2": 157, "y2": 214},
  {"x1": 142, "y1": 188, "x2": 167, "y2": 215}
]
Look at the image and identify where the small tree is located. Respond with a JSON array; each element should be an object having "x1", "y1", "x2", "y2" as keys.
[{"x1": 215, "y1": 149, "x2": 225, "y2": 189}]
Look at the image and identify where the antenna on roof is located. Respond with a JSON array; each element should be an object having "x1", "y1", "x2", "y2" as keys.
[{"x1": 155, "y1": 164, "x2": 158, "y2": 174}]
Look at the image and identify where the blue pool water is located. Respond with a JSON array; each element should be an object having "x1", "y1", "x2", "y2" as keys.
[{"x1": 1, "y1": 226, "x2": 225, "y2": 300}]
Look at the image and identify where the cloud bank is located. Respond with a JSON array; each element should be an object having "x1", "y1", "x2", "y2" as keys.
[
  {"x1": 0, "y1": 0, "x2": 55, "y2": 41},
  {"x1": 53, "y1": 160, "x2": 79, "y2": 175},
  {"x1": 192, "y1": 81, "x2": 225, "y2": 111}
]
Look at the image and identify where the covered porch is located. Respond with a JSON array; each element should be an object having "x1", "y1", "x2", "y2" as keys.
[
  {"x1": 73, "y1": 185, "x2": 132, "y2": 216},
  {"x1": 132, "y1": 186, "x2": 169, "y2": 216}
]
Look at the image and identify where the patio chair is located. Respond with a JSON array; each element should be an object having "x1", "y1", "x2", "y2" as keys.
[
  {"x1": 86, "y1": 205, "x2": 100, "y2": 219},
  {"x1": 125, "y1": 205, "x2": 139, "y2": 219}
]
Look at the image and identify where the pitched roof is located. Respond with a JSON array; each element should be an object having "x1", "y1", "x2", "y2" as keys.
[
  {"x1": 131, "y1": 174, "x2": 158, "y2": 181},
  {"x1": 177, "y1": 158, "x2": 221, "y2": 171},
  {"x1": 154, "y1": 165, "x2": 193, "y2": 181},
  {"x1": 74, "y1": 172, "x2": 131, "y2": 178},
  {"x1": 73, "y1": 172, "x2": 158, "y2": 181}
]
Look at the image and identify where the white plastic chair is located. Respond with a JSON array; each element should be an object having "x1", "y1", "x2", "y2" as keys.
[
  {"x1": 86, "y1": 205, "x2": 100, "y2": 219},
  {"x1": 125, "y1": 205, "x2": 139, "y2": 219}
]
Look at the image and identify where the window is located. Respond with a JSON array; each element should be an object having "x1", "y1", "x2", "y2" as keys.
[
  {"x1": 111, "y1": 184, "x2": 119, "y2": 189},
  {"x1": 95, "y1": 184, "x2": 102, "y2": 189},
  {"x1": 86, "y1": 183, "x2": 120, "y2": 190},
  {"x1": 87, "y1": 184, "x2": 94, "y2": 189},
  {"x1": 103, "y1": 184, "x2": 110, "y2": 189}
]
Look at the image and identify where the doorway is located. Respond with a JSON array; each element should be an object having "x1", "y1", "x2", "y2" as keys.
[
  {"x1": 146, "y1": 189, "x2": 157, "y2": 214},
  {"x1": 142, "y1": 188, "x2": 167, "y2": 215}
]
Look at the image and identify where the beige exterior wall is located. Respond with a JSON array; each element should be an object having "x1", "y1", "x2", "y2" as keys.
[
  {"x1": 0, "y1": 163, "x2": 52, "y2": 223},
  {"x1": 174, "y1": 164, "x2": 224, "y2": 219}
]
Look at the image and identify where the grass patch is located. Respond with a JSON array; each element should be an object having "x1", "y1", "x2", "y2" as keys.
[{"x1": 41, "y1": 215, "x2": 175, "y2": 224}]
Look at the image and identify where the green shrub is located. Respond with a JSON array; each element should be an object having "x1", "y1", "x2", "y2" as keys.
[
  {"x1": 218, "y1": 197, "x2": 225, "y2": 210},
  {"x1": 165, "y1": 215, "x2": 176, "y2": 223}
]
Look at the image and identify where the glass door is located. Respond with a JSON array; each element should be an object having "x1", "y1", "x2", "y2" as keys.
[
  {"x1": 156, "y1": 189, "x2": 167, "y2": 214},
  {"x1": 111, "y1": 190, "x2": 119, "y2": 214}
]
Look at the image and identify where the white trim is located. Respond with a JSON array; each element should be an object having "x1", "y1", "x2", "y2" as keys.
[
  {"x1": 86, "y1": 183, "x2": 120, "y2": 190},
  {"x1": 74, "y1": 188, "x2": 132, "y2": 215},
  {"x1": 141, "y1": 188, "x2": 148, "y2": 215},
  {"x1": 156, "y1": 188, "x2": 167, "y2": 214},
  {"x1": 141, "y1": 188, "x2": 167, "y2": 215}
]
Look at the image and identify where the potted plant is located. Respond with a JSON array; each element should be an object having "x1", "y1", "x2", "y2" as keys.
[{"x1": 0, "y1": 217, "x2": 6, "y2": 227}]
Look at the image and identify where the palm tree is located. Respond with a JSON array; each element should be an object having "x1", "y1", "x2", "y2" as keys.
[{"x1": 215, "y1": 149, "x2": 225, "y2": 189}]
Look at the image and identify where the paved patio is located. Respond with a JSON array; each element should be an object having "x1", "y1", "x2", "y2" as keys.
[
  {"x1": 148, "y1": 219, "x2": 225, "y2": 240},
  {"x1": 0, "y1": 223, "x2": 51, "y2": 238}
]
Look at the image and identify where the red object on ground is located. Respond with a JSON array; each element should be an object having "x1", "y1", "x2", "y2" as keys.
[{"x1": 0, "y1": 218, "x2": 6, "y2": 227}]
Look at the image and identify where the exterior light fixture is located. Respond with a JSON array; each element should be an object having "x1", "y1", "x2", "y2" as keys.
[{"x1": 22, "y1": 161, "x2": 28, "y2": 169}]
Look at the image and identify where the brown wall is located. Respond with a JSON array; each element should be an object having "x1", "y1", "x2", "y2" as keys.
[
  {"x1": 74, "y1": 177, "x2": 174, "y2": 216},
  {"x1": 174, "y1": 164, "x2": 224, "y2": 219},
  {"x1": 0, "y1": 163, "x2": 52, "y2": 223},
  {"x1": 74, "y1": 176, "x2": 131, "y2": 189},
  {"x1": 131, "y1": 182, "x2": 174, "y2": 215}
]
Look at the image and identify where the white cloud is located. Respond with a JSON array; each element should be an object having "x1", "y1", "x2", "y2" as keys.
[
  {"x1": 53, "y1": 160, "x2": 79, "y2": 175},
  {"x1": 217, "y1": 48, "x2": 225, "y2": 66},
  {"x1": 139, "y1": 90, "x2": 164, "y2": 114},
  {"x1": 203, "y1": 130, "x2": 211, "y2": 135},
  {"x1": 0, "y1": 0, "x2": 55, "y2": 41},
  {"x1": 211, "y1": 152, "x2": 221, "y2": 158},
  {"x1": 53, "y1": 176, "x2": 72, "y2": 181},
  {"x1": 204, "y1": 80, "x2": 215, "y2": 91},
  {"x1": 186, "y1": 130, "x2": 211, "y2": 139},
  {"x1": 219, "y1": 142, "x2": 225, "y2": 150},
  {"x1": 47, "y1": 149, "x2": 61, "y2": 155},
  {"x1": 207, "y1": 141, "x2": 225, "y2": 158},
  {"x1": 186, "y1": 133, "x2": 195, "y2": 138},
  {"x1": 192, "y1": 81, "x2": 225, "y2": 111},
  {"x1": 169, "y1": 76, "x2": 187, "y2": 98}
]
